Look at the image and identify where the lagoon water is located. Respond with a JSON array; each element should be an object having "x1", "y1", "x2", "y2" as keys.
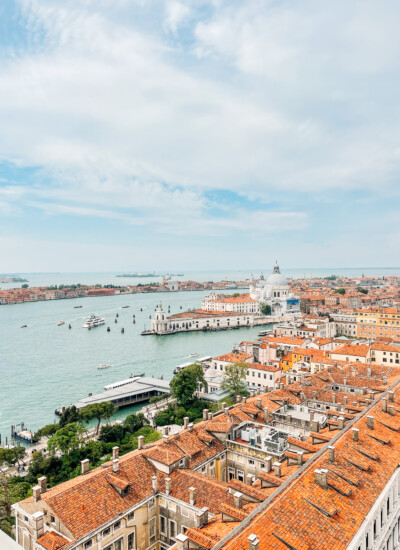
[{"x1": 1, "y1": 266, "x2": 399, "y2": 440}]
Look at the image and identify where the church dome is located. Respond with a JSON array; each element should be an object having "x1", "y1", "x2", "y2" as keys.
[{"x1": 266, "y1": 262, "x2": 288, "y2": 287}]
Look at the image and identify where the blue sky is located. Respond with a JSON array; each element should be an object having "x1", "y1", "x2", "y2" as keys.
[{"x1": 1, "y1": 0, "x2": 400, "y2": 272}]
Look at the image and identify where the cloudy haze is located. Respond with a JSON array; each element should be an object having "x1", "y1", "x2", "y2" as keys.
[{"x1": 1, "y1": 0, "x2": 399, "y2": 271}]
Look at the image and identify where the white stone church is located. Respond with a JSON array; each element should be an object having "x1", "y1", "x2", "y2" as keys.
[{"x1": 249, "y1": 262, "x2": 300, "y2": 316}]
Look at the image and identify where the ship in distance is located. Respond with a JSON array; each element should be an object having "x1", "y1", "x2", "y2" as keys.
[{"x1": 83, "y1": 314, "x2": 105, "y2": 328}]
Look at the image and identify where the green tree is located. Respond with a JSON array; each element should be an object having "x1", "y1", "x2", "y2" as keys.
[
  {"x1": 0, "y1": 447, "x2": 26, "y2": 469},
  {"x1": 170, "y1": 364, "x2": 207, "y2": 405},
  {"x1": 99, "y1": 424, "x2": 125, "y2": 443},
  {"x1": 232, "y1": 293, "x2": 240, "y2": 297},
  {"x1": 59, "y1": 406, "x2": 80, "y2": 428},
  {"x1": 47, "y1": 423, "x2": 83, "y2": 455},
  {"x1": 79, "y1": 402, "x2": 116, "y2": 434},
  {"x1": 123, "y1": 413, "x2": 148, "y2": 434},
  {"x1": 357, "y1": 287, "x2": 368, "y2": 294},
  {"x1": 0, "y1": 474, "x2": 31, "y2": 536},
  {"x1": 21, "y1": 283, "x2": 29, "y2": 289},
  {"x1": 335, "y1": 288, "x2": 346, "y2": 295},
  {"x1": 33, "y1": 424, "x2": 58, "y2": 442},
  {"x1": 221, "y1": 362, "x2": 249, "y2": 397},
  {"x1": 260, "y1": 302, "x2": 272, "y2": 315}
]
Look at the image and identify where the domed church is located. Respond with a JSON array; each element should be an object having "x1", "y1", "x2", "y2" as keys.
[{"x1": 250, "y1": 261, "x2": 300, "y2": 316}]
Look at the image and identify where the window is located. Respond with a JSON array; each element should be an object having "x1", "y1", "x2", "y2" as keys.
[
  {"x1": 148, "y1": 498, "x2": 155, "y2": 510},
  {"x1": 149, "y1": 517, "x2": 156, "y2": 544},
  {"x1": 83, "y1": 540, "x2": 92, "y2": 550},
  {"x1": 114, "y1": 520, "x2": 121, "y2": 532},
  {"x1": 237, "y1": 470, "x2": 244, "y2": 482},
  {"x1": 127, "y1": 533, "x2": 136, "y2": 550},
  {"x1": 159, "y1": 497, "x2": 166, "y2": 507},
  {"x1": 160, "y1": 515, "x2": 167, "y2": 536},
  {"x1": 248, "y1": 459, "x2": 254, "y2": 466},
  {"x1": 169, "y1": 519, "x2": 177, "y2": 540},
  {"x1": 102, "y1": 527, "x2": 111, "y2": 539},
  {"x1": 50, "y1": 515, "x2": 55, "y2": 524},
  {"x1": 181, "y1": 525, "x2": 188, "y2": 534},
  {"x1": 127, "y1": 512, "x2": 135, "y2": 522},
  {"x1": 181, "y1": 506, "x2": 189, "y2": 518}
]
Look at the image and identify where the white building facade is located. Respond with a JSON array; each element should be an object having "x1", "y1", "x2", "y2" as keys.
[{"x1": 250, "y1": 262, "x2": 300, "y2": 316}]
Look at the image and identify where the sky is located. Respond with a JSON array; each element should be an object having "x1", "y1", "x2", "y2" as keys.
[{"x1": 0, "y1": 0, "x2": 400, "y2": 272}]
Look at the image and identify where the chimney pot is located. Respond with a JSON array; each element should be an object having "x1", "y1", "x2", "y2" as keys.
[
  {"x1": 81, "y1": 459, "x2": 89, "y2": 475},
  {"x1": 152, "y1": 475, "x2": 158, "y2": 493},
  {"x1": 37, "y1": 476, "x2": 47, "y2": 494},
  {"x1": 188, "y1": 423, "x2": 194, "y2": 432},
  {"x1": 112, "y1": 446, "x2": 119, "y2": 460},
  {"x1": 189, "y1": 486, "x2": 196, "y2": 506},
  {"x1": 165, "y1": 477, "x2": 171, "y2": 495},
  {"x1": 138, "y1": 435, "x2": 144, "y2": 450},
  {"x1": 352, "y1": 428, "x2": 359, "y2": 441},
  {"x1": 112, "y1": 458, "x2": 119, "y2": 473},
  {"x1": 248, "y1": 533, "x2": 260, "y2": 550},
  {"x1": 250, "y1": 390, "x2": 255, "y2": 397},
  {"x1": 183, "y1": 417, "x2": 189, "y2": 429},
  {"x1": 203, "y1": 409, "x2": 209, "y2": 421},
  {"x1": 236, "y1": 395, "x2": 242, "y2": 403}
]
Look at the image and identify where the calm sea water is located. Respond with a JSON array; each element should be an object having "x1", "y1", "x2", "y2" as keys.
[{"x1": 1, "y1": 267, "x2": 400, "y2": 442}]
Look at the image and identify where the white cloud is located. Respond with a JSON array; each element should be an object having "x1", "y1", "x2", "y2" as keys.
[{"x1": 164, "y1": 0, "x2": 191, "y2": 34}]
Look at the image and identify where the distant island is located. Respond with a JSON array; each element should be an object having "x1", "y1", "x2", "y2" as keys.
[
  {"x1": 116, "y1": 273, "x2": 160, "y2": 278},
  {"x1": 116, "y1": 273, "x2": 184, "y2": 278},
  {"x1": 0, "y1": 276, "x2": 29, "y2": 283}
]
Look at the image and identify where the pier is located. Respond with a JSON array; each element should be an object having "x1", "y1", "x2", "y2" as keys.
[{"x1": 55, "y1": 376, "x2": 170, "y2": 414}]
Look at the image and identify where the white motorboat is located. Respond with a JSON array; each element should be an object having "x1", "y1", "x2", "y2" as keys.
[
  {"x1": 97, "y1": 363, "x2": 112, "y2": 369},
  {"x1": 83, "y1": 315, "x2": 105, "y2": 328},
  {"x1": 189, "y1": 352, "x2": 198, "y2": 357},
  {"x1": 58, "y1": 321, "x2": 65, "y2": 326}
]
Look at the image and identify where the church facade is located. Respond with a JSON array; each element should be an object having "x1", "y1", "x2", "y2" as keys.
[{"x1": 249, "y1": 262, "x2": 300, "y2": 316}]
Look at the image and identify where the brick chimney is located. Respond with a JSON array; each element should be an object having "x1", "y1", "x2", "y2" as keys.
[
  {"x1": 32, "y1": 485, "x2": 41, "y2": 502},
  {"x1": 189, "y1": 487, "x2": 196, "y2": 506},
  {"x1": 38, "y1": 476, "x2": 47, "y2": 494},
  {"x1": 233, "y1": 491, "x2": 243, "y2": 508},
  {"x1": 236, "y1": 395, "x2": 242, "y2": 403},
  {"x1": 208, "y1": 412, "x2": 213, "y2": 420},
  {"x1": 297, "y1": 451, "x2": 303, "y2": 466},
  {"x1": 188, "y1": 423, "x2": 194, "y2": 432},
  {"x1": 250, "y1": 389, "x2": 256, "y2": 397},
  {"x1": 138, "y1": 435, "x2": 144, "y2": 450},
  {"x1": 273, "y1": 462, "x2": 282, "y2": 478},
  {"x1": 332, "y1": 392, "x2": 336, "y2": 404},
  {"x1": 246, "y1": 473, "x2": 254, "y2": 485},
  {"x1": 338, "y1": 417, "x2": 345, "y2": 430},
  {"x1": 256, "y1": 398, "x2": 262, "y2": 409},
  {"x1": 203, "y1": 409, "x2": 209, "y2": 421},
  {"x1": 264, "y1": 407, "x2": 270, "y2": 422},
  {"x1": 389, "y1": 405, "x2": 395, "y2": 416},
  {"x1": 314, "y1": 468, "x2": 328, "y2": 489},
  {"x1": 176, "y1": 533, "x2": 189, "y2": 550},
  {"x1": 165, "y1": 477, "x2": 171, "y2": 496},
  {"x1": 265, "y1": 457, "x2": 272, "y2": 473},
  {"x1": 112, "y1": 458, "x2": 119, "y2": 473},
  {"x1": 195, "y1": 507, "x2": 209, "y2": 528},
  {"x1": 81, "y1": 459, "x2": 89, "y2": 475},
  {"x1": 367, "y1": 416, "x2": 374, "y2": 430},
  {"x1": 352, "y1": 428, "x2": 359, "y2": 442},
  {"x1": 328, "y1": 446, "x2": 335, "y2": 462},
  {"x1": 32, "y1": 511, "x2": 44, "y2": 541},
  {"x1": 382, "y1": 398, "x2": 388, "y2": 413},
  {"x1": 388, "y1": 391, "x2": 394, "y2": 403},
  {"x1": 248, "y1": 533, "x2": 260, "y2": 550},
  {"x1": 112, "y1": 446, "x2": 119, "y2": 460}
]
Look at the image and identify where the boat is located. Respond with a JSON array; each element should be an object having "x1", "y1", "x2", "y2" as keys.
[
  {"x1": 97, "y1": 364, "x2": 111, "y2": 370},
  {"x1": 122, "y1": 306, "x2": 130, "y2": 308},
  {"x1": 121, "y1": 328, "x2": 125, "y2": 333},
  {"x1": 58, "y1": 321, "x2": 65, "y2": 326},
  {"x1": 74, "y1": 305, "x2": 83, "y2": 309},
  {"x1": 21, "y1": 325, "x2": 27, "y2": 328},
  {"x1": 189, "y1": 353, "x2": 198, "y2": 357},
  {"x1": 83, "y1": 315, "x2": 105, "y2": 328},
  {"x1": 107, "y1": 327, "x2": 111, "y2": 332},
  {"x1": 68, "y1": 324, "x2": 71, "y2": 329}
]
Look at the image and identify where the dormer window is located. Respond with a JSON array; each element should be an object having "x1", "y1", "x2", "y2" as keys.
[{"x1": 84, "y1": 540, "x2": 92, "y2": 550}]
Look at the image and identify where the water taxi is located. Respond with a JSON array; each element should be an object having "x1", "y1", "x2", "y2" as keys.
[{"x1": 83, "y1": 315, "x2": 105, "y2": 328}]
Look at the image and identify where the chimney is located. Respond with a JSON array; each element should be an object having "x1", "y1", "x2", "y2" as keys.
[
  {"x1": 382, "y1": 398, "x2": 388, "y2": 413},
  {"x1": 208, "y1": 412, "x2": 213, "y2": 420},
  {"x1": 297, "y1": 451, "x2": 303, "y2": 466},
  {"x1": 233, "y1": 491, "x2": 243, "y2": 508},
  {"x1": 388, "y1": 391, "x2": 394, "y2": 403},
  {"x1": 33, "y1": 485, "x2": 41, "y2": 502},
  {"x1": 176, "y1": 533, "x2": 189, "y2": 550},
  {"x1": 188, "y1": 423, "x2": 194, "y2": 432},
  {"x1": 383, "y1": 376, "x2": 388, "y2": 385},
  {"x1": 344, "y1": 395, "x2": 348, "y2": 407},
  {"x1": 256, "y1": 398, "x2": 262, "y2": 410},
  {"x1": 312, "y1": 390, "x2": 317, "y2": 400},
  {"x1": 138, "y1": 435, "x2": 144, "y2": 450},
  {"x1": 183, "y1": 417, "x2": 189, "y2": 429},
  {"x1": 265, "y1": 457, "x2": 272, "y2": 473},
  {"x1": 314, "y1": 468, "x2": 328, "y2": 489},
  {"x1": 236, "y1": 395, "x2": 242, "y2": 403},
  {"x1": 221, "y1": 402, "x2": 226, "y2": 411},
  {"x1": 280, "y1": 383, "x2": 285, "y2": 390},
  {"x1": 273, "y1": 462, "x2": 282, "y2": 478},
  {"x1": 248, "y1": 534, "x2": 260, "y2": 550},
  {"x1": 257, "y1": 387, "x2": 261, "y2": 395},
  {"x1": 246, "y1": 473, "x2": 254, "y2": 485},
  {"x1": 352, "y1": 428, "x2": 359, "y2": 442},
  {"x1": 112, "y1": 446, "x2": 119, "y2": 461},
  {"x1": 32, "y1": 511, "x2": 44, "y2": 541},
  {"x1": 189, "y1": 487, "x2": 196, "y2": 506},
  {"x1": 328, "y1": 446, "x2": 335, "y2": 462},
  {"x1": 165, "y1": 477, "x2": 171, "y2": 496},
  {"x1": 263, "y1": 407, "x2": 270, "y2": 422},
  {"x1": 367, "y1": 365, "x2": 372, "y2": 377},
  {"x1": 369, "y1": 391, "x2": 375, "y2": 400},
  {"x1": 152, "y1": 475, "x2": 158, "y2": 493},
  {"x1": 203, "y1": 409, "x2": 209, "y2": 421},
  {"x1": 37, "y1": 476, "x2": 47, "y2": 494},
  {"x1": 338, "y1": 417, "x2": 345, "y2": 430},
  {"x1": 343, "y1": 378, "x2": 347, "y2": 386},
  {"x1": 81, "y1": 459, "x2": 89, "y2": 475},
  {"x1": 250, "y1": 390, "x2": 255, "y2": 397},
  {"x1": 195, "y1": 507, "x2": 209, "y2": 528},
  {"x1": 332, "y1": 392, "x2": 336, "y2": 404},
  {"x1": 367, "y1": 416, "x2": 374, "y2": 430},
  {"x1": 310, "y1": 420, "x2": 319, "y2": 433},
  {"x1": 113, "y1": 458, "x2": 119, "y2": 473},
  {"x1": 389, "y1": 405, "x2": 395, "y2": 416}
]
